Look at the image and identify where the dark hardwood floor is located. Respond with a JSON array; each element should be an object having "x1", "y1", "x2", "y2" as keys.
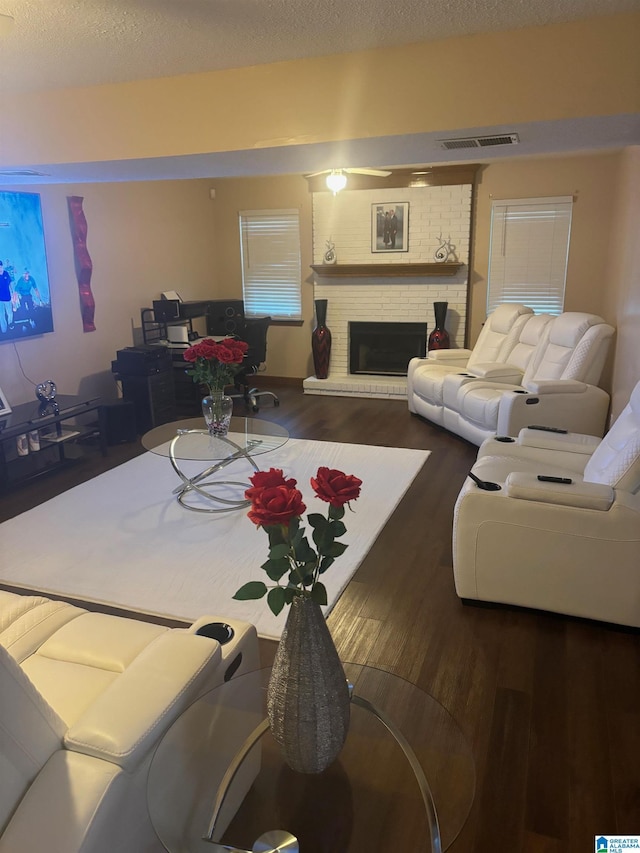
[{"x1": 1, "y1": 383, "x2": 638, "y2": 852}]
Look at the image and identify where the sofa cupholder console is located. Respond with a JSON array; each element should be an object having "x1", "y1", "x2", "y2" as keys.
[{"x1": 195, "y1": 621, "x2": 236, "y2": 644}]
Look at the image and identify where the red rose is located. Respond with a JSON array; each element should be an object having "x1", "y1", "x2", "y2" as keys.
[
  {"x1": 218, "y1": 340, "x2": 248, "y2": 364},
  {"x1": 198, "y1": 340, "x2": 219, "y2": 360},
  {"x1": 246, "y1": 486, "x2": 306, "y2": 527},
  {"x1": 226, "y1": 340, "x2": 249, "y2": 363},
  {"x1": 183, "y1": 347, "x2": 198, "y2": 363},
  {"x1": 214, "y1": 345, "x2": 235, "y2": 363},
  {"x1": 310, "y1": 467, "x2": 362, "y2": 508},
  {"x1": 245, "y1": 468, "x2": 304, "y2": 526},
  {"x1": 246, "y1": 468, "x2": 297, "y2": 494},
  {"x1": 185, "y1": 341, "x2": 207, "y2": 360}
]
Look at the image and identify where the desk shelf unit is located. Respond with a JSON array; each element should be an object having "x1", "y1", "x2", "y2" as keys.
[
  {"x1": 139, "y1": 306, "x2": 211, "y2": 419},
  {"x1": 141, "y1": 308, "x2": 200, "y2": 347}
]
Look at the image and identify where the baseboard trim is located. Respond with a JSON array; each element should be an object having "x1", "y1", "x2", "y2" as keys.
[{"x1": 251, "y1": 375, "x2": 304, "y2": 388}]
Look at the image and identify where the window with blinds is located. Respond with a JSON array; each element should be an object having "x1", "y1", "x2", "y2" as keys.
[
  {"x1": 239, "y1": 209, "x2": 302, "y2": 320},
  {"x1": 487, "y1": 196, "x2": 573, "y2": 315}
]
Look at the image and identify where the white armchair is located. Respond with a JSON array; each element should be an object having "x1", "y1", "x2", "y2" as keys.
[
  {"x1": 0, "y1": 592, "x2": 261, "y2": 853},
  {"x1": 444, "y1": 312, "x2": 615, "y2": 445},
  {"x1": 407, "y1": 303, "x2": 534, "y2": 426},
  {"x1": 452, "y1": 381, "x2": 640, "y2": 627}
]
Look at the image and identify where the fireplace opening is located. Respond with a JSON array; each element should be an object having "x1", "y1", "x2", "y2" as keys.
[{"x1": 349, "y1": 321, "x2": 427, "y2": 376}]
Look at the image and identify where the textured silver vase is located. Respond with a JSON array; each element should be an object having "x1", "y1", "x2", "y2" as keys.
[{"x1": 267, "y1": 595, "x2": 351, "y2": 774}]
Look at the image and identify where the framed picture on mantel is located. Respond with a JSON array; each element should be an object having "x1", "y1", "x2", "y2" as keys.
[{"x1": 371, "y1": 202, "x2": 409, "y2": 253}]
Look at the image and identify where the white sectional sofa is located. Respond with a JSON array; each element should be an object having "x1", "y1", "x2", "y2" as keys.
[
  {"x1": 452, "y1": 381, "x2": 640, "y2": 627},
  {"x1": 0, "y1": 591, "x2": 261, "y2": 853},
  {"x1": 409, "y1": 308, "x2": 615, "y2": 445}
]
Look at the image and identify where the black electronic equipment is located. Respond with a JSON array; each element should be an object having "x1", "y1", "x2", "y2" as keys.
[
  {"x1": 112, "y1": 346, "x2": 172, "y2": 376},
  {"x1": 206, "y1": 300, "x2": 245, "y2": 336},
  {"x1": 99, "y1": 400, "x2": 137, "y2": 444},
  {"x1": 179, "y1": 300, "x2": 219, "y2": 321},
  {"x1": 152, "y1": 299, "x2": 181, "y2": 323}
]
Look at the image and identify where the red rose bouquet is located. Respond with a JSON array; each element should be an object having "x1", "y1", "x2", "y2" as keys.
[
  {"x1": 234, "y1": 466, "x2": 362, "y2": 616},
  {"x1": 183, "y1": 337, "x2": 249, "y2": 394}
]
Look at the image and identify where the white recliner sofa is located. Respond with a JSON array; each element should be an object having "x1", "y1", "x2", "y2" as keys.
[
  {"x1": 409, "y1": 308, "x2": 615, "y2": 447},
  {"x1": 0, "y1": 590, "x2": 261, "y2": 853},
  {"x1": 407, "y1": 302, "x2": 535, "y2": 426},
  {"x1": 440, "y1": 312, "x2": 553, "y2": 427},
  {"x1": 444, "y1": 312, "x2": 615, "y2": 445},
  {"x1": 452, "y1": 381, "x2": 640, "y2": 627}
]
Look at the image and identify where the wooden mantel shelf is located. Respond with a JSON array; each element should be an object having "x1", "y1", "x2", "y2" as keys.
[{"x1": 310, "y1": 262, "x2": 463, "y2": 278}]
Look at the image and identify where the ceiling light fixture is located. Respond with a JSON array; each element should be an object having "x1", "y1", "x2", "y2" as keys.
[
  {"x1": 0, "y1": 13, "x2": 14, "y2": 36},
  {"x1": 306, "y1": 166, "x2": 392, "y2": 193},
  {"x1": 326, "y1": 170, "x2": 348, "y2": 194}
]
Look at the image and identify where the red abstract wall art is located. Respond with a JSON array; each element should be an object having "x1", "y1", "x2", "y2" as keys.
[{"x1": 67, "y1": 195, "x2": 96, "y2": 332}]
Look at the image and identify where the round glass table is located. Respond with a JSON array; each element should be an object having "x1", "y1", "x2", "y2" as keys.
[
  {"x1": 142, "y1": 417, "x2": 289, "y2": 512},
  {"x1": 147, "y1": 664, "x2": 475, "y2": 852}
]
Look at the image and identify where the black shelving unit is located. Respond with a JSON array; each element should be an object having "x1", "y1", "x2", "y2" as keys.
[
  {"x1": 116, "y1": 371, "x2": 176, "y2": 435},
  {"x1": 139, "y1": 305, "x2": 209, "y2": 419},
  {"x1": 0, "y1": 395, "x2": 106, "y2": 491}
]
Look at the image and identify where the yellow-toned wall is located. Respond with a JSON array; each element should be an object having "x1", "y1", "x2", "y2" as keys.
[
  {"x1": 209, "y1": 152, "x2": 629, "y2": 387},
  {"x1": 1, "y1": 179, "x2": 217, "y2": 407},
  {"x1": 1, "y1": 149, "x2": 637, "y2": 409},
  {"x1": 471, "y1": 152, "x2": 621, "y2": 343},
  {"x1": 2, "y1": 13, "x2": 639, "y2": 168},
  {"x1": 608, "y1": 147, "x2": 640, "y2": 420},
  {"x1": 208, "y1": 174, "x2": 315, "y2": 380}
]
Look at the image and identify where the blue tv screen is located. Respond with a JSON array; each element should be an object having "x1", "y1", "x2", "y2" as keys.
[{"x1": 0, "y1": 191, "x2": 53, "y2": 342}]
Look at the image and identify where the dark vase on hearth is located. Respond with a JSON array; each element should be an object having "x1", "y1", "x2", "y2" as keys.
[
  {"x1": 428, "y1": 301, "x2": 450, "y2": 351},
  {"x1": 312, "y1": 299, "x2": 332, "y2": 379}
]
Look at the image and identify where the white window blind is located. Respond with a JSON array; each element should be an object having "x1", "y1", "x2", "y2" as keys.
[
  {"x1": 487, "y1": 196, "x2": 573, "y2": 315},
  {"x1": 239, "y1": 209, "x2": 302, "y2": 320}
]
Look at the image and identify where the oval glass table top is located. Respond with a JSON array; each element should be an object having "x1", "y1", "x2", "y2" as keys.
[
  {"x1": 148, "y1": 663, "x2": 476, "y2": 853},
  {"x1": 142, "y1": 417, "x2": 289, "y2": 462}
]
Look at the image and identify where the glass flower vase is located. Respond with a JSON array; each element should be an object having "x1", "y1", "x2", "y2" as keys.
[{"x1": 202, "y1": 391, "x2": 233, "y2": 437}]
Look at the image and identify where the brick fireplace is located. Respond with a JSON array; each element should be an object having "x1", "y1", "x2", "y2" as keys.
[{"x1": 303, "y1": 181, "x2": 473, "y2": 399}]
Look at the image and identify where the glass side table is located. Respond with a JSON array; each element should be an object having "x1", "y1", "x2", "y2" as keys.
[
  {"x1": 148, "y1": 664, "x2": 475, "y2": 852},
  {"x1": 142, "y1": 417, "x2": 289, "y2": 512}
]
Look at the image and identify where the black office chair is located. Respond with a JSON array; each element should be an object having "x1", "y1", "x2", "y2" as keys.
[{"x1": 230, "y1": 316, "x2": 280, "y2": 412}]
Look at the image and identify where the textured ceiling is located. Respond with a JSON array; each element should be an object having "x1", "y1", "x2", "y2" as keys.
[
  {"x1": 0, "y1": 0, "x2": 638, "y2": 182},
  {"x1": 1, "y1": 0, "x2": 639, "y2": 93}
]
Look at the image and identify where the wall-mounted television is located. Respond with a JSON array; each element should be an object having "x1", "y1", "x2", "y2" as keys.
[{"x1": 0, "y1": 191, "x2": 53, "y2": 343}]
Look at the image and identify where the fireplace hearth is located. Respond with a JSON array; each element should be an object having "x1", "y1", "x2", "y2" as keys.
[{"x1": 349, "y1": 321, "x2": 427, "y2": 376}]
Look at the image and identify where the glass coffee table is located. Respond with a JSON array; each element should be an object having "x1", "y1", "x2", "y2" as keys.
[
  {"x1": 142, "y1": 417, "x2": 289, "y2": 512},
  {"x1": 148, "y1": 663, "x2": 475, "y2": 852}
]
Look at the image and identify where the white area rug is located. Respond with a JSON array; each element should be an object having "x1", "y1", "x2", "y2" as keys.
[{"x1": 0, "y1": 438, "x2": 429, "y2": 639}]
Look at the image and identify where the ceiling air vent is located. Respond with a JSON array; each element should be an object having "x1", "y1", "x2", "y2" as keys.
[{"x1": 440, "y1": 133, "x2": 519, "y2": 150}]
